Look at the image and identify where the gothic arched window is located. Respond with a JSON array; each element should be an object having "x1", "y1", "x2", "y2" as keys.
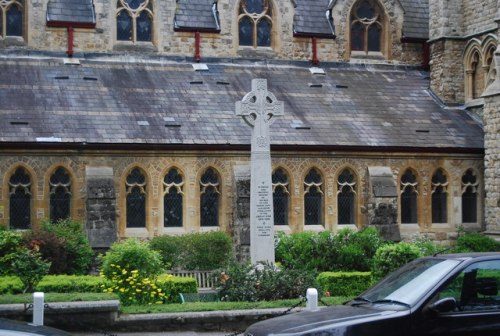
[
  {"x1": 9, "y1": 167, "x2": 31, "y2": 229},
  {"x1": 461, "y1": 169, "x2": 478, "y2": 223},
  {"x1": 49, "y1": 167, "x2": 71, "y2": 223},
  {"x1": 304, "y1": 168, "x2": 323, "y2": 225},
  {"x1": 163, "y1": 168, "x2": 184, "y2": 228},
  {"x1": 337, "y1": 168, "x2": 357, "y2": 225},
  {"x1": 200, "y1": 168, "x2": 220, "y2": 227},
  {"x1": 350, "y1": 0, "x2": 383, "y2": 54},
  {"x1": 400, "y1": 169, "x2": 418, "y2": 224},
  {"x1": 0, "y1": 0, "x2": 24, "y2": 38},
  {"x1": 125, "y1": 168, "x2": 146, "y2": 228},
  {"x1": 272, "y1": 168, "x2": 289, "y2": 226},
  {"x1": 431, "y1": 169, "x2": 448, "y2": 223},
  {"x1": 116, "y1": 0, "x2": 153, "y2": 43},
  {"x1": 238, "y1": 0, "x2": 272, "y2": 48}
]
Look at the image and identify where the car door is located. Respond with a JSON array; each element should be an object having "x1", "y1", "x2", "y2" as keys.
[{"x1": 419, "y1": 259, "x2": 500, "y2": 336}]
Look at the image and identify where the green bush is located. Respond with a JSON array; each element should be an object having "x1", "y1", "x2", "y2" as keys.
[
  {"x1": 149, "y1": 231, "x2": 233, "y2": 270},
  {"x1": 454, "y1": 232, "x2": 500, "y2": 252},
  {"x1": 217, "y1": 261, "x2": 318, "y2": 302},
  {"x1": 276, "y1": 228, "x2": 384, "y2": 272},
  {"x1": 317, "y1": 271, "x2": 372, "y2": 297},
  {"x1": 0, "y1": 276, "x2": 23, "y2": 294},
  {"x1": 11, "y1": 249, "x2": 51, "y2": 293},
  {"x1": 0, "y1": 229, "x2": 24, "y2": 276},
  {"x1": 0, "y1": 275, "x2": 106, "y2": 294},
  {"x1": 371, "y1": 243, "x2": 422, "y2": 279},
  {"x1": 100, "y1": 239, "x2": 163, "y2": 280},
  {"x1": 22, "y1": 219, "x2": 93, "y2": 275},
  {"x1": 156, "y1": 275, "x2": 198, "y2": 304}
]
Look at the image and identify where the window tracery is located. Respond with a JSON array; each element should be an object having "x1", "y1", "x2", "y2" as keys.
[
  {"x1": 9, "y1": 167, "x2": 31, "y2": 229},
  {"x1": 337, "y1": 168, "x2": 356, "y2": 225},
  {"x1": 163, "y1": 168, "x2": 184, "y2": 228},
  {"x1": 238, "y1": 0, "x2": 272, "y2": 48},
  {"x1": 49, "y1": 167, "x2": 71, "y2": 223},
  {"x1": 272, "y1": 168, "x2": 289, "y2": 226},
  {"x1": 350, "y1": 0, "x2": 383, "y2": 55},
  {"x1": 431, "y1": 169, "x2": 448, "y2": 223},
  {"x1": 200, "y1": 168, "x2": 220, "y2": 227},
  {"x1": 0, "y1": 0, "x2": 24, "y2": 38},
  {"x1": 400, "y1": 169, "x2": 418, "y2": 224},
  {"x1": 461, "y1": 169, "x2": 478, "y2": 223},
  {"x1": 304, "y1": 168, "x2": 323, "y2": 226},
  {"x1": 116, "y1": 0, "x2": 153, "y2": 43},
  {"x1": 125, "y1": 168, "x2": 146, "y2": 228}
]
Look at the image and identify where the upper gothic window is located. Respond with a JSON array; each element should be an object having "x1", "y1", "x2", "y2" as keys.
[
  {"x1": 350, "y1": 0, "x2": 383, "y2": 54},
  {"x1": 238, "y1": 0, "x2": 272, "y2": 48},
  {"x1": 125, "y1": 168, "x2": 146, "y2": 228},
  {"x1": 163, "y1": 168, "x2": 184, "y2": 228},
  {"x1": 400, "y1": 169, "x2": 418, "y2": 224},
  {"x1": 272, "y1": 168, "x2": 289, "y2": 226},
  {"x1": 200, "y1": 168, "x2": 220, "y2": 227},
  {"x1": 49, "y1": 167, "x2": 71, "y2": 223},
  {"x1": 0, "y1": 0, "x2": 24, "y2": 38},
  {"x1": 337, "y1": 168, "x2": 356, "y2": 225},
  {"x1": 116, "y1": 0, "x2": 153, "y2": 43},
  {"x1": 431, "y1": 169, "x2": 448, "y2": 224},
  {"x1": 9, "y1": 167, "x2": 31, "y2": 230},
  {"x1": 461, "y1": 169, "x2": 478, "y2": 223},
  {"x1": 304, "y1": 168, "x2": 323, "y2": 226}
]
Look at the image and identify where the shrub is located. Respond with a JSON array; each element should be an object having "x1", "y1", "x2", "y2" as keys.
[
  {"x1": 0, "y1": 276, "x2": 23, "y2": 294},
  {"x1": 36, "y1": 275, "x2": 105, "y2": 293},
  {"x1": 100, "y1": 239, "x2": 163, "y2": 280},
  {"x1": 0, "y1": 229, "x2": 24, "y2": 276},
  {"x1": 217, "y1": 261, "x2": 318, "y2": 302},
  {"x1": 149, "y1": 231, "x2": 233, "y2": 270},
  {"x1": 371, "y1": 243, "x2": 422, "y2": 280},
  {"x1": 275, "y1": 231, "x2": 327, "y2": 272},
  {"x1": 21, "y1": 219, "x2": 93, "y2": 275},
  {"x1": 454, "y1": 232, "x2": 500, "y2": 252},
  {"x1": 156, "y1": 275, "x2": 198, "y2": 304},
  {"x1": 11, "y1": 249, "x2": 51, "y2": 293},
  {"x1": 317, "y1": 271, "x2": 372, "y2": 297}
]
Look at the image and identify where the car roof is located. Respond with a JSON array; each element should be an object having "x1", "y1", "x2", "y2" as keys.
[
  {"x1": 433, "y1": 252, "x2": 500, "y2": 261},
  {"x1": 0, "y1": 318, "x2": 71, "y2": 336}
]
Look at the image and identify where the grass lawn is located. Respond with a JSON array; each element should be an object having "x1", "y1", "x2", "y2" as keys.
[{"x1": 0, "y1": 293, "x2": 350, "y2": 314}]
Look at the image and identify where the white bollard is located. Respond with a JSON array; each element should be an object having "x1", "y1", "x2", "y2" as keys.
[
  {"x1": 306, "y1": 288, "x2": 319, "y2": 312},
  {"x1": 33, "y1": 292, "x2": 44, "y2": 326}
]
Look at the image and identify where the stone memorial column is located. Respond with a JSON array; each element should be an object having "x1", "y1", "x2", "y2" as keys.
[{"x1": 236, "y1": 79, "x2": 284, "y2": 264}]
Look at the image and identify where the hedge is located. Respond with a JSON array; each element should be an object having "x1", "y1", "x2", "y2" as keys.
[
  {"x1": 156, "y1": 274, "x2": 198, "y2": 304},
  {"x1": 316, "y1": 271, "x2": 372, "y2": 297}
]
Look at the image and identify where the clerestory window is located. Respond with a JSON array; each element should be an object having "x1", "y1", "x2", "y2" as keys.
[
  {"x1": 163, "y1": 168, "x2": 184, "y2": 228},
  {"x1": 9, "y1": 167, "x2": 31, "y2": 229},
  {"x1": 350, "y1": 0, "x2": 383, "y2": 55},
  {"x1": 238, "y1": 0, "x2": 272, "y2": 48},
  {"x1": 125, "y1": 168, "x2": 146, "y2": 228},
  {"x1": 272, "y1": 168, "x2": 289, "y2": 226},
  {"x1": 49, "y1": 167, "x2": 72, "y2": 223},
  {"x1": 116, "y1": 0, "x2": 153, "y2": 43},
  {"x1": 0, "y1": 0, "x2": 24, "y2": 38}
]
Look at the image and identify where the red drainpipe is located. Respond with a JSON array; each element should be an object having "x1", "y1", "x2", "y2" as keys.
[
  {"x1": 311, "y1": 37, "x2": 319, "y2": 66},
  {"x1": 195, "y1": 32, "x2": 201, "y2": 63},
  {"x1": 67, "y1": 26, "x2": 74, "y2": 57}
]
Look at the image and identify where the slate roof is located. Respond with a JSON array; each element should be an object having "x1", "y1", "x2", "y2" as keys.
[
  {"x1": 399, "y1": 0, "x2": 429, "y2": 40},
  {"x1": 0, "y1": 57, "x2": 483, "y2": 152},
  {"x1": 46, "y1": 0, "x2": 96, "y2": 26},
  {"x1": 294, "y1": 0, "x2": 335, "y2": 37},
  {"x1": 174, "y1": 0, "x2": 220, "y2": 32}
]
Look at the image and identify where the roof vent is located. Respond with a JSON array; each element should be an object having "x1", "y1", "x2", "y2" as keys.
[
  {"x1": 83, "y1": 76, "x2": 98, "y2": 81},
  {"x1": 163, "y1": 117, "x2": 181, "y2": 127},
  {"x1": 137, "y1": 121, "x2": 150, "y2": 126},
  {"x1": 54, "y1": 76, "x2": 69, "y2": 80},
  {"x1": 336, "y1": 84, "x2": 348, "y2": 89},
  {"x1": 190, "y1": 80, "x2": 204, "y2": 85},
  {"x1": 217, "y1": 81, "x2": 230, "y2": 85},
  {"x1": 192, "y1": 63, "x2": 209, "y2": 71},
  {"x1": 10, "y1": 121, "x2": 29, "y2": 125},
  {"x1": 416, "y1": 129, "x2": 430, "y2": 133},
  {"x1": 309, "y1": 83, "x2": 323, "y2": 88},
  {"x1": 291, "y1": 120, "x2": 311, "y2": 129},
  {"x1": 309, "y1": 67, "x2": 325, "y2": 75}
]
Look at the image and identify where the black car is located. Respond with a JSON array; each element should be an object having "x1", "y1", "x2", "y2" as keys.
[
  {"x1": 245, "y1": 252, "x2": 500, "y2": 336},
  {"x1": 0, "y1": 318, "x2": 72, "y2": 336}
]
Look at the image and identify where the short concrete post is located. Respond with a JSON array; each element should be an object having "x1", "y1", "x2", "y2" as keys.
[
  {"x1": 306, "y1": 288, "x2": 319, "y2": 311},
  {"x1": 33, "y1": 292, "x2": 44, "y2": 326}
]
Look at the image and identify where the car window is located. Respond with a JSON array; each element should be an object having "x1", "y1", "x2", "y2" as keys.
[{"x1": 434, "y1": 259, "x2": 500, "y2": 312}]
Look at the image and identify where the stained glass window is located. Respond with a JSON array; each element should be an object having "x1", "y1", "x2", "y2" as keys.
[
  {"x1": 164, "y1": 168, "x2": 184, "y2": 228},
  {"x1": 116, "y1": 0, "x2": 152, "y2": 43},
  {"x1": 338, "y1": 169, "x2": 356, "y2": 225},
  {"x1": 272, "y1": 168, "x2": 289, "y2": 226},
  {"x1": 200, "y1": 168, "x2": 220, "y2": 227},
  {"x1": 350, "y1": 0, "x2": 383, "y2": 54},
  {"x1": 238, "y1": 0, "x2": 272, "y2": 48},
  {"x1": 49, "y1": 167, "x2": 71, "y2": 223},
  {"x1": 126, "y1": 168, "x2": 146, "y2": 228},
  {"x1": 304, "y1": 168, "x2": 323, "y2": 225},
  {"x1": 431, "y1": 169, "x2": 448, "y2": 223},
  {"x1": 461, "y1": 169, "x2": 478, "y2": 223},
  {"x1": 9, "y1": 167, "x2": 31, "y2": 229},
  {"x1": 1, "y1": 1, "x2": 24, "y2": 38},
  {"x1": 400, "y1": 169, "x2": 418, "y2": 224}
]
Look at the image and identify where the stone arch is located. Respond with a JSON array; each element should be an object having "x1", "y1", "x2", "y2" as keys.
[
  {"x1": 482, "y1": 35, "x2": 498, "y2": 90},
  {"x1": 160, "y1": 164, "x2": 187, "y2": 231},
  {"x1": 197, "y1": 165, "x2": 224, "y2": 231},
  {"x1": 335, "y1": 164, "x2": 360, "y2": 226},
  {"x1": 3, "y1": 163, "x2": 37, "y2": 229},
  {"x1": 234, "y1": 0, "x2": 278, "y2": 51},
  {"x1": 44, "y1": 163, "x2": 78, "y2": 223},
  {"x1": 464, "y1": 39, "x2": 484, "y2": 100}
]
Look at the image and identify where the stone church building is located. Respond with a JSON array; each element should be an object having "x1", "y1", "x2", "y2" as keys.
[{"x1": 0, "y1": 0, "x2": 499, "y2": 254}]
